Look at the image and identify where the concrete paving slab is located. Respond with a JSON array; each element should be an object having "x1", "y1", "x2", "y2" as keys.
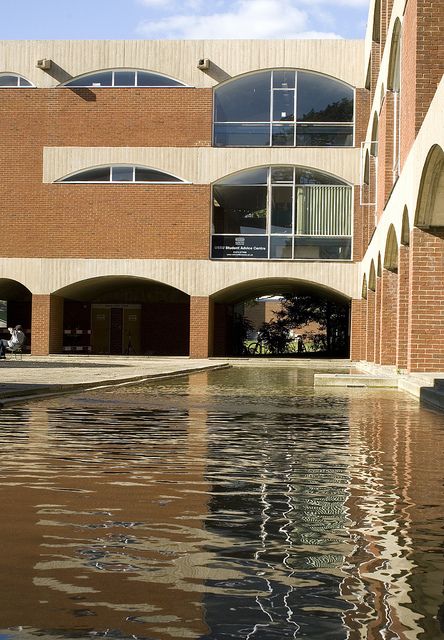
[{"x1": 0, "y1": 356, "x2": 230, "y2": 405}]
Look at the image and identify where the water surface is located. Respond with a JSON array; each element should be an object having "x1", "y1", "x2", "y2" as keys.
[{"x1": 0, "y1": 367, "x2": 443, "y2": 639}]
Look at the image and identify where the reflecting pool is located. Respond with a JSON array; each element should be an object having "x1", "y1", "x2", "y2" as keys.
[{"x1": 0, "y1": 367, "x2": 443, "y2": 640}]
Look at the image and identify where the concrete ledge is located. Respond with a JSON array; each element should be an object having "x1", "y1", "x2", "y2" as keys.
[
  {"x1": 0, "y1": 358, "x2": 230, "y2": 407},
  {"x1": 314, "y1": 373, "x2": 398, "y2": 387}
]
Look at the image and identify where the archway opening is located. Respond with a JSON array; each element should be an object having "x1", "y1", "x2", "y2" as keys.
[
  {"x1": 0, "y1": 279, "x2": 32, "y2": 351},
  {"x1": 55, "y1": 276, "x2": 190, "y2": 356},
  {"x1": 211, "y1": 278, "x2": 350, "y2": 358}
]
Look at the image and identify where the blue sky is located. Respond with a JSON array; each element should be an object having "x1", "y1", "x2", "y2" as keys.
[{"x1": 0, "y1": 0, "x2": 369, "y2": 40}]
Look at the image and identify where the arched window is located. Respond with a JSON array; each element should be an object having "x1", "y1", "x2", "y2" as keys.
[
  {"x1": 62, "y1": 69, "x2": 185, "y2": 88},
  {"x1": 211, "y1": 166, "x2": 352, "y2": 260},
  {"x1": 56, "y1": 165, "x2": 185, "y2": 183},
  {"x1": 0, "y1": 73, "x2": 33, "y2": 87},
  {"x1": 214, "y1": 70, "x2": 354, "y2": 148}
]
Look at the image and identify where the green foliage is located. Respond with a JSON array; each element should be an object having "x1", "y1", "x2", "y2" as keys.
[
  {"x1": 258, "y1": 295, "x2": 349, "y2": 356},
  {"x1": 257, "y1": 318, "x2": 293, "y2": 355}
]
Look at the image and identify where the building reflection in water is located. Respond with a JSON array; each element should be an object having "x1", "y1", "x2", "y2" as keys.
[{"x1": 0, "y1": 369, "x2": 442, "y2": 639}]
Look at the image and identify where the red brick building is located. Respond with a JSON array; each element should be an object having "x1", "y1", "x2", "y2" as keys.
[{"x1": 0, "y1": 0, "x2": 443, "y2": 371}]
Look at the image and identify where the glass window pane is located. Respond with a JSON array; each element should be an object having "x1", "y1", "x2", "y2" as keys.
[
  {"x1": 19, "y1": 77, "x2": 32, "y2": 86},
  {"x1": 218, "y1": 167, "x2": 268, "y2": 186},
  {"x1": 137, "y1": 71, "x2": 182, "y2": 86},
  {"x1": 214, "y1": 123, "x2": 270, "y2": 147},
  {"x1": 296, "y1": 124, "x2": 353, "y2": 147},
  {"x1": 295, "y1": 168, "x2": 345, "y2": 185},
  {"x1": 135, "y1": 167, "x2": 181, "y2": 182},
  {"x1": 0, "y1": 75, "x2": 19, "y2": 86},
  {"x1": 271, "y1": 187, "x2": 293, "y2": 233},
  {"x1": 297, "y1": 71, "x2": 354, "y2": 122},
  {"x1": 272, "y1": 90, "x2": 295, "y2": 121},
  {"x1": 293, "y1": 236, "x2": 351, "y2": 260},
  {"x1": 271, "y1": 167, "x2": 294, "y2": 183},
  {"x1": 273, "y1": 71, "x2": 295, "y2": 89},
  {"x1": 272, "y1": 125, "x2": 294, "y2": 147},
  {"x1": 213, "y1": 186, "x2": 267, "y2": 234},
  {"x1": 66, "y1": 72, "x2": 113, "y2": 87},
  {"x1": 111, "y1": 166, "x2": 134, "y2": 181},
  {"x1": 62, "y1": 167, "x2": 111, "y2": 182},
  {"x1": 114, "y1": 71, "x2": 136, "y2": 86},
  {"x1": 214, "y1": 71, "x2": 271, "y2": 122},
  {"x1": 270, "y1": 237, "x2": 292, "y2": 259}
]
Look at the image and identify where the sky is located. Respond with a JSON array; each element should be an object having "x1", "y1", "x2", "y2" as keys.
[{"x1": 0, "y1": 0, "x2": 369, "y2": 40}]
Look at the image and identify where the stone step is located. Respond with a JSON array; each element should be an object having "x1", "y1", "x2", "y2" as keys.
[
  {"x1": 420, "y1": 386, "x2": 444, "y2": 412},
  {"x1": 314, "y1": 374, "x2": 398, "y2": 388}
]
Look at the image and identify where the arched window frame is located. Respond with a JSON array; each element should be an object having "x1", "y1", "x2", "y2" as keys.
[
  {"x1": 0, "y1": 72, "x2": 34, "y2": 88},
  {"x1": 213, "y1": 69, "x2": 355, "y2": 149},
  {"x1": 55, "y1": 164, "x2": 189, "y2": 184},
  {"x1": 211, "y1": 165, "x2": 353, "y2": 261},
  {"x1": 60, "y1": 69, "x2": 187, "y2": 88}
]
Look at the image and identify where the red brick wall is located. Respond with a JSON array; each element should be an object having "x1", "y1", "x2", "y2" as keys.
[
  {"x1": 1, "y1": 184, "x2": 211, "y2": 259},
  {"x1": 400, "y1": 0, "x2": 417, "y2": 168},
  {"x1": 415, "y1": 0, "x2": 444, "y2": 134},
  {"x1": 379, "y1": 268, "x2": 397, "y2": 365},
  {"x1": 376, "y1": 93, "x2": 395, "y2": 218},
  {"x1": 374, "y1": 277, "x2": 382, "y2": 362},
  {"x1": 31, "y1": 294, "x2": 64, "y2": 355},
  {"x1": 0, "y1": 88, "x2": 212, "y2": 260},
  {"x1": 366, "y1": 290, "x2": 376, "y2": 361},
  {"x1": 407, "y1": 228, "x2": 444, "y2": 372},
  {"x1": 189, "y1": 296, "x2": 214, "y2": 358},
  {"x1": 396, "y1": 243, "x2": 410, "y2": 369},
  {"x1": 1, "y1": 88, "x2": 213, "y2": 147},
  {"x1": 350, "y1": 298, "x2": 366, "y2": 361},
  {"x1": 354, "y1": 89, "x2": 371, "y2": 148}
]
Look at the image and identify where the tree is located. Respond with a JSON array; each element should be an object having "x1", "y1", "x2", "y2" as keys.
[
  {"x1": 258, "y1": 295, "x2": 349, "y2": 356},
  {"x1": 275, "y1": 295, "x2": 349, "y2": 355},
  {"x1": 257, "y1": 317, "x2": 293, "y2": 355}
]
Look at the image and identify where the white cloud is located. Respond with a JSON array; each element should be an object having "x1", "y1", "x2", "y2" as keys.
[{"x1": 136, "y1": 0, "x2": 343, "y2": 39}]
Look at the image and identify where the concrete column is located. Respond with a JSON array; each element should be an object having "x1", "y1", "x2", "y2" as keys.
[
  {"x1": 396, "y1": 244, "x2": 410, "y2": 370},
  {"x1": 379, "y1": 268, "x2": 398, "y2": 365},
  {"x1": 350, "y1": 298, "x2": 366, "y2": 362},
  {"x1": 408, "y1": 228, "x2": 444, "y2": 372},
  {"x1": 189, "y1": 296, "x2": 214, "y2": 359},
  {"x1": 31, "y1": 294, "x2": 64, "y2": 355}
]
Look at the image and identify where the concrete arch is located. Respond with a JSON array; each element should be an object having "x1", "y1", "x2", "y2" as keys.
[
  {"x1": 369, "y1": 260, "x2": 376, "y2": 291},
  {"x1": 377, "y1": 252, "x2": 382, "y2": 277},
  {"x1": 0, "y1": 278, "x2": 32, "y2": 344},
  {"x1": 372, "y1": 0, "x2": 381, "y2": 43},
  {"x1": 52, "y1": 275, "x2": 190, "y2": 356},
  {"x1": 415, "y1": 145, "x2": 444, "y2": 228},
  {"x1": 210, "y1": 277, "x2": 351, "y2": 305},
  {"x1": 387, "y1": 19, "x2": 402, "y2": 92},
  {"x1": 383, "y1": 224, "x2": 399, "y2": 271},
  {"x1": 371, "y1": 111, "x2": 379, "y2": 156},
  {"x1": 363, "y1": 150, "x2": 370, "y2": 185},
  {"x1": 0, "y1": 277, "x2": 32, "y2": 300},
  {"x1": 53, "y1": 275, "x2": 189, "y2": 301},
  {"x1": 362, "y1": 273, "x2": 368, "y2": 299},
  {"x1": 401, "y1": 206, "x2": 410, "y2": 245},
  {"x1": 380, "y1": 83, "x2": 385, "y2": 109}
]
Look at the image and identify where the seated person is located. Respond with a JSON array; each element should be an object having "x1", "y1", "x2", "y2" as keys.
[{"x1": 0, "y1": 325, "x2": 26, "y2": 358}]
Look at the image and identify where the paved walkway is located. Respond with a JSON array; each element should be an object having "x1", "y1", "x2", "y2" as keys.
[{"x1": 0, "y1": 356, "x2": 230, "y2": 405}]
